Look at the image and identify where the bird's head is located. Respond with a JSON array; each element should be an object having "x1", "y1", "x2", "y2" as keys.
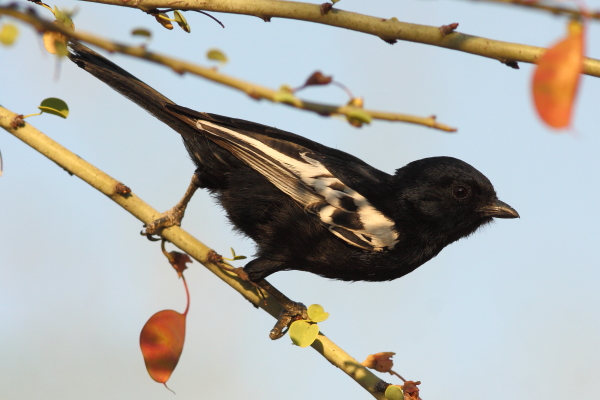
[{"x1": 394, "y1": 156, "x2": 519, "y2": 243}]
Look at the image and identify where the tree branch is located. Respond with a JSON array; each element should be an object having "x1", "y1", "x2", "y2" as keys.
[
  {"x1": 0, "y1": 6, "x2": 456, "y2": 132},
  {"x1": 470, "y1": 0, "x2": 600, "y2": 22},
  {"x1": 0, "y1": 105, "x2": 387, "y2": 399},
  {"x1": 75, "y1": 0, "x2": 600, "y2": 77}
]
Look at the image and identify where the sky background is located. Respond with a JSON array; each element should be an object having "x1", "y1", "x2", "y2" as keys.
[{"x1": 1, "y1": 1, "x2": 599, "y2": 399}]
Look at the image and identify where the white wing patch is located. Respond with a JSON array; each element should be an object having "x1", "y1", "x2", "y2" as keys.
[{"x1": 196, "y1": 120, "x2": 399, "y2": 251}]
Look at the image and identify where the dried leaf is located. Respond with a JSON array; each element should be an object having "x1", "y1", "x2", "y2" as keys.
[
  {"x1": 532, "y1": 19, "x2": 584, "y2": 129},
  {"x1": 361, "y1": 352, "x2": 396, "y2": 372},
  {"x1": 304, "y1": 71, "x2": 332, "y2": 86},
  {"x1": 140, "y1": 310, "x2": 186, "y2": 384},
  {"x1": 402, "y1": 381, "x2": 421, "y2": 400}
]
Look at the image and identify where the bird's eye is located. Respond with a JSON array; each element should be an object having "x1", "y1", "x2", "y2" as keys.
[{"x1": 451, "y1": 185, "x2": 470, "y2": 200}]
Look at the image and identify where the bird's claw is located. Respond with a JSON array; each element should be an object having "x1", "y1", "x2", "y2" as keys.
[
  {"x1": 141, "y1": 207, "x2": 185, "y2": 240},
  {"x1": 269, "y1": 301, "x2": 307, "y2": 340}
]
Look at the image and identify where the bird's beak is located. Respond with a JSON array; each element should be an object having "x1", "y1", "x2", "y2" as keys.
[{"x1": 478, "y1": 199, "x2": 520, "y2": 219}]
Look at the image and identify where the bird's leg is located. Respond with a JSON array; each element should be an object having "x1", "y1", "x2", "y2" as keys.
[
  {"x1": 257, "y1": 279, "x2": 308, "y2": 340},
  {"x1": 142, "y1": 171, "x2": 202, "y2": 240},
  {"x1": 216, "y1": 262, "x2": 307, "y2": 340}
]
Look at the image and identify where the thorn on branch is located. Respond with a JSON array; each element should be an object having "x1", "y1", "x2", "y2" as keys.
[
  {"x1": 439, "y1": 22, "x2": 459, "y2": 36},
  {"x1": 500, "y1": 59, "x2": 520, "y2": 69},
  {"x1": 257, "y1": 15, "x2": 272, "y2": 22},
  {"x1": 320, "y1": 3, "x2": 333, "y2": 15},
  {"x1": 380, "y1": 37, "x2": 397, "y2": 45}
]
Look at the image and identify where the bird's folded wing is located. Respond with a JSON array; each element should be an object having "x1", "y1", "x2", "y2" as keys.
[{"x1": 193, "y1": 118, "x2": 399, "y2": 252}]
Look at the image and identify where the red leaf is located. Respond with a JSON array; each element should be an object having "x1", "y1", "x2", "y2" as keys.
[
  {"x1": 140, "y1": 310, "x2": 186, "y2": 384},
  {"x1": 532, "y1": 20, "x2": 584, "y2": 129}
]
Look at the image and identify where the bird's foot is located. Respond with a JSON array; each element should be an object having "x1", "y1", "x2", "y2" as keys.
[
  {"x1": 141, "y1": 205, "x2": 185, "y2": 240},
  {"x1": 269, "y1": 301, "x2": 307, "y2": 340}
]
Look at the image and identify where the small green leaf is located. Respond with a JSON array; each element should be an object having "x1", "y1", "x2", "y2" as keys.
[
  {"x1": 0, "y1": 24, "x2": 19, "y2": 46},
  {"x1": 307, "y1": 304, "x2": 329, "y2": 323},
  {"x1": 289, "y1": 320, "x2": 319, "y2": 348},
  {"x1": 331, "y1": 0, "x2": 341, "y2": 3},
  {"x1": 385, "y1": 385, "x2": 404, "y2": 400},
  {"x1": 38, "y1": 98, "x2": 69, "y2": 119},
  {"x1": 53, "y1": 6, "x2": 73, "y2": 28},
  {"x1": 346, "y1": 109, "x2": 372, "y2": 124},
  {"x1": 132, "y1": 28, "x2": 152, "y2": 38},
  {"x1": 230, "y1": 247, "x2": 237, "y2": 257},
  {"x1": 206, "y1": 48, "x2": 228, "y2": 64},
  {"x1": 273, "y1": 91, "x2": 297, "y2": 105},
  {"x1": 53, "y1": 40, "x2": 69, "y2": 57},
  {"x1": 279, "y1": 84, "x2": 294, "y2": 94},
  {"x1": 233, "y1": 255, "x2": 247, "y2": 260},
  {"x1": 173, "y1": 11, "x2": 191, "y2": 33}
]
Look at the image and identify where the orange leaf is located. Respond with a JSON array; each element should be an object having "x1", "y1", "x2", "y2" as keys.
[
  {"x1": 140, "y1": 310, "x2": 186, "y2": 385},
  {"x1": 361, "y1": 352, "x2": 395, "y2": 372},
  {"x1": 532, "y1": 20, "x2": 584, "y2": 129}
]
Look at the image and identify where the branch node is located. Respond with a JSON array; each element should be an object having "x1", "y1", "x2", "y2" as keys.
[
  {"x1": 374, "y1": 380, "x2": 391, "y2": 393},
  {"x1": 439, "y1": 22, "x2": 459, "y2": 36},
  {"x1": 114, "y1": 182, "x2": 131, "y2": 196},
  {"x1": 320, "y1": 3, "x2": 333, "y2": 15},
  {"x1": 380, "y1": 37, "x2": 397, "y2": 45},
  {"x1": 10, "y1": 115, "x2": 25, "y2": 129},
  {"x1": 257, "y1": 15, "x2": 271, "y2": 22},
  {"x1": 207, "y1": 250, "x2": 223, "y2": 265},
  {"x1": 499, "y1": 58, "x2": 520, "y2": 69}
]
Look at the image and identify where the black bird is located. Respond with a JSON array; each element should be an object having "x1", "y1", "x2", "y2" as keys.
[{"x1": 68, "y1": 42, "x2": 519, "y2": 337}]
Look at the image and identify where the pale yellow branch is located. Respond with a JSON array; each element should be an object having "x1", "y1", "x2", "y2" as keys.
[
  {"x1": 0, "y1": 105, "x2": 387, "y2": 399},
  {"x1": 74, "y1": 0, "x2": 600, "y2": 77},
  {"x1": 470, "y1": 0, "x2": 600, "y2": 21},
  {"x1": 0, "y1": 6, "x2": 456, "y2": 132}
]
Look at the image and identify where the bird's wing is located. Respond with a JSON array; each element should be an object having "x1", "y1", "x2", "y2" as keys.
[{"x1": 192, "y1": 118, "x2": 399, "y2": 252}]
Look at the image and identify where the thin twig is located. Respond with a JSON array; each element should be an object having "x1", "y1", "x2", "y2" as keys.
[
  {"x1": 0, "y1": 105, "x2": 387, "y2": 399},
  {"x1": 71, "y1": 0, "x2": 600, "y2": 76},
  {"x1": 0, "y1": 6, "x2": 457, "y2": 132},
  {"x1": 470, "y1": 0, "x2": 600, "y2": 21}
]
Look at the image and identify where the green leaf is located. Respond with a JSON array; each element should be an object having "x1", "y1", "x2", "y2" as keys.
[
  {"x1": 173, "y1": 11, "x2": 191, "y2": 33},
  {"x1": 0, "y1": 24, "x2": 19, "y2": 46},
  {"x1": 38, "y1": 98, "x2": 69, "y2": 119},
  {"x1": 206, "y1": 48, "x2": 228, "y2": 64},
  {"x1": 233, "y1": 255, "x2": 247, "y2": 260},
  {"x1": 331, "y1": 0, "x2": 341, "y2": 3},
  {"x1": 346, "y1": 109, "x2": 372, "y2": 124},
  {"x1": 131, "y1": 28, "x2": 152, "y2": 38},
  {"x1": 53, "y1": 40, "x2": 69, "y2": 57},
  {"x1": 273, "y1": 91, "x2": 297, "y2": 105},
  {"x1": 53, "y1": 6, "x2": 73, "y2": 28},
  {"x1": 289, "y1": 321, "x2": 319, "y2": 348},
  {"x1": 307, "y1": 304, "x2": 329, "y2": 323},
  {"x1": 385, "y1": 385, "x2": 404, "y2": 400}
]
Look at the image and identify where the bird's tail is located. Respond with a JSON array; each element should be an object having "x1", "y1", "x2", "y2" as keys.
[{"x1": 67, "y1": 41, "x2": 197, "y2": 135}]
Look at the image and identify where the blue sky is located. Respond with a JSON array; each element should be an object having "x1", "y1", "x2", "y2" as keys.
[{"x1": 1, "y1": 1, "x2": 599, "y2": 399}]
